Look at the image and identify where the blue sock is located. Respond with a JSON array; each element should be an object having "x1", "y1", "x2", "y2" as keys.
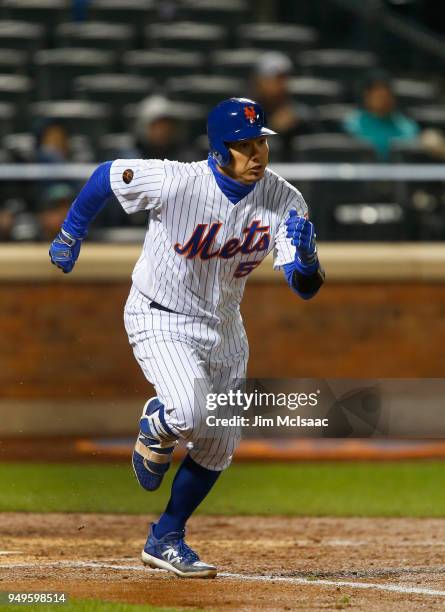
[{"x1": 153, "y1": 454, "x2": 221, "y2": 539}]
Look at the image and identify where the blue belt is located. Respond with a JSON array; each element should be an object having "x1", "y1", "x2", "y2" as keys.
[{"x1": 150, "y1": 301, "x2": 174, "y2": 313}]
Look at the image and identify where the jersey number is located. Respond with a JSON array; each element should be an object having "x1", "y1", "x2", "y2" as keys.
[{"x1": 234, "y1": 261, "x2": 261, "y2": 278}]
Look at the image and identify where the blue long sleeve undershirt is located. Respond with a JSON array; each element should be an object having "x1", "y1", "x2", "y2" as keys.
[
  {"x1": 62, "y1": 161, "x2": 113, "y2": 239},
  {"x1": 283, "y1": 260, "x2": 320, "y2": 300}
]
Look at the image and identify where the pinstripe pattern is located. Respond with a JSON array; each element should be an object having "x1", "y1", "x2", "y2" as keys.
[
  {"x1": 114, "y1": 157, "x2": 308, "y2": 470},
  {"x1": 111, "y1": 159, "x2": 308, "y2": 318},
  {"x1": 124, "y1": 284, "x2": 247, "y2": 470}
]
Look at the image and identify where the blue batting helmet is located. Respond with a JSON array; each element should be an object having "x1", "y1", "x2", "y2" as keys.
[{"x1": 207, "y1": 97, "x2": 277, "y2": 167}]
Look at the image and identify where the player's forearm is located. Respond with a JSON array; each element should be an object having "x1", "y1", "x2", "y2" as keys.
[
  {"x1": 283, "y1": 260, "x2": 325, "y2": 300},
  {"x1": 62, "y1": 161, "x2": 114, "y2": 239}
]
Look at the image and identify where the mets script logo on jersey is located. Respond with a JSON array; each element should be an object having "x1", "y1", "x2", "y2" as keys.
[
  {"x1": 174, "y1": 220, "x2": 270, "y2": 278},
  {"x1": 244, "y1": 105, "x2": 257, "y2": 124}
]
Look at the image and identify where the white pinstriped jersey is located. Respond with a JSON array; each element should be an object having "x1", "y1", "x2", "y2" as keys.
[{"x1": 111, "y1": 158, "x2": 307, "y2": 319}]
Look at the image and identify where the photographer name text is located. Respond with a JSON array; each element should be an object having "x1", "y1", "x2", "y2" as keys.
[{"x1": 206, "y1": 414, "x2": 329, "y2": 428}]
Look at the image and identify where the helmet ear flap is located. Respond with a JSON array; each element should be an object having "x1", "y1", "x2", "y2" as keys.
[
  {"x1": 211, "y1": 149, "x2": 225, "y2": 166},
  {"x1": 211, "y1": 139, "x2": 230, "y2": 166}
]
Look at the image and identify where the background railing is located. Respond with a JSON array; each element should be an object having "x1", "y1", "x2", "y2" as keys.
[{"x1": 0, "y1": 162, "x2": 444, "y2": 181}]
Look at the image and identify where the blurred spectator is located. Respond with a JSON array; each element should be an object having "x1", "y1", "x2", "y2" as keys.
[
  {"x1": 250, "y1": 51, "x2": 315, "y2": 159},
  {"x1": 0, "y1": 201, "x2": 15, "y2": 241},
  {"x1": 35, "y1": 120, "x2": 71, "y2": 163},
  {"x1": 5, "y1": 199, "x2": 37, "y2": 241},
  {"x1": 34, "y1": 184, "x2": 74, "y2": 241},
  {"x1": 5, "y1": 184, "x2": 74, "y2": 242},
  {"x1": 344, "y1": 71, "x2": 419, "y2": 160},
  {"x1": 420, "y1": 129, "x2": 445, "y2": 161},
  {"x1": 120, "y1": 95, "x2": 195, "y2": 162}
]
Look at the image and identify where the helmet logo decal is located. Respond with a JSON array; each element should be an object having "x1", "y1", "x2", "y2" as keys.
[{"x1": 244, "y1": 106, "x2": 257, "y2": 124}]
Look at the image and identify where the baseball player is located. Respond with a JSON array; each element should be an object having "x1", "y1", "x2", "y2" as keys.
[{"x1": 49, "y1": 98, "x2": 325, "y2": 579}]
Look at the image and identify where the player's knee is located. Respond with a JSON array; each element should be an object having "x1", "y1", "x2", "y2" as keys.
[
  {"x1": 162, "y1": 394, "x2": 207, "y2": 440},
  {"x1": 140, "y1": 399, "x2": 178, "y2": 443},
  {"x1": 189, "y1": 430, "x2": 241, "y2": 471}
]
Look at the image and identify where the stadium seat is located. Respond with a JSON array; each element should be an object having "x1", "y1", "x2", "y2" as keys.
[
  {"x1": 211, "y1": 48, "x2": 264, "y2": 79},
  {"x1": 97, "y1": 132, "x2": 135, "y2": 161},
  {"x1": 292, "y1": 133, "x2": 383, "y2": 239},
  {"x1": 299, "y1": 50, "x2": 377, "y2": 102},
  {"x1": 178, "y1": 0, "x2": 248, "y2": 26},
  {"x1": 288, "y1": 77, "x2": 343, "y2": 106},
  {"x1": 2, "y1": 131, "x2": 35, "y2": 161},
  {"x1": 303, "y1": 181, "x2": 397, "y2": 241},
  {"x1": 0, "y1": 102, "x2": 15, "y2": 138},
  {"x1": 390, "y1": 140, "x2": 437, "y2": 164},
  {"x1": 124, "y1": 100, "x2": 207, "y2": 140},
  {"x1": 1, "y1": 0, "x2": 70, "y2": 26},
  {"x1": 331, "y1": 202, "x2": 408, "y2": 241},
  {"x1": 0, "y1": 49, "x2": 27, "y2": 75},
  {"x1": 316, "y1": 104, "x2": 355, "y2": 133},
  {"x1": 55, "y1": 21, "x2": 135, "y2": 52},
  {"x1": 123, "y1": 49, "x2": 205, "y2": 82},
  {"x1": 292, "y1": 133, "x2": 376, "y2": 163},
  {"x1": 297, "y1": 49, "x2": 378, "y2": 81},
  {"x1": 406, "y1": 106, "x2": 445, "y2": 131},
  {"x1": 3, "y1": 131, "x2": 94, "y2": 163},
  {"x1": 146, "y1": 22, "x2": 227, "y2": 51},
  {"x1": 30, "y1": 100, "x2": 112, "y2": 139},
  {"x1": 0, "y1": 20, "x2": 45, "y2": 53},
  {"x1": 165, "y1": 75, "x2": 243, "y2": 109},
  {"x1": 74, "y1": 74, "x2": 154, "y2": 131},
  {"x1": 0, "y1": 75, "x2": 32, "y2": 115},
  {"x1": 0, "y1": 148, "x2": 11, "y2": 164},
  {"x1": 69, "y1": 134, "x2": 95, "y2": 162},
  {"x1": 35, "y1": 48, "x2": 116, "y2": 100},
  {"x1": 389, "y1": 139, "x2": 443, "y2": 238},
  {"x1": 87, "y1": 0, "x2": 158, "y2": 32},
  {"x1": 392, "y1": 79, "x2": 438, "y2": 109},
  {"x1": 238, "y1": 23, "x2": 318, "y2": 54}
]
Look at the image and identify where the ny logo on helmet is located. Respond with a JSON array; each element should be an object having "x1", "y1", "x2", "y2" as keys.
[{"x1": 244, "y1": 106, "x2": 257, "y2": 124}]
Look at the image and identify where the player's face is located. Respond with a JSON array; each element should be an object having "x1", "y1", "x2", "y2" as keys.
[{"x1": 224, "y1": 136, "x2": 269, "y2": 185}]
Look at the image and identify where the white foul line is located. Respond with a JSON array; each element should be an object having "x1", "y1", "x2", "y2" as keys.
[
  {"x1": 1, "y1": 559, "x2": 445, "y2": 597},
  {"x1": 221, "y1": 572, "x2": 445, "y2": 597}
]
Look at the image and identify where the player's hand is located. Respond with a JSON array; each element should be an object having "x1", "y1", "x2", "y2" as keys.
[
  {"x1": 49, "y1": 228, "x2": 82, "y2": 274},
  {"x1": 285, "y1": 210, "x2": 316, "y2": 256}
]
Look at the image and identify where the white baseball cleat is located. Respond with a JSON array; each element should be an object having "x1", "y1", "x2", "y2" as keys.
[{"x1": 142, "y1": 523, "x2": 217, "y2": 578}]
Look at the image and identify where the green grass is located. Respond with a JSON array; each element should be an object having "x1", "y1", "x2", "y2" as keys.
[
  {"x1": 0, "y1": 461, "x2": 444, "y2": 517},
  {"x1": 0, "y1": 599, "x2": 193, "y2": 612}
]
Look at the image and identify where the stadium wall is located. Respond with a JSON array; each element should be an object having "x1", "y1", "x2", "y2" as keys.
[{"x1": 1, "y1": 243, "x2": 445, "y2": 434}]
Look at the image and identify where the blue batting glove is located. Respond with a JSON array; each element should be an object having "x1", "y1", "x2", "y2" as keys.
[
  {"x1": 49, "y1": 228, "x2": 82, "y2": 273},
  {"x1": 285, "y1": 209, "x2": 318, "y2": 273}
]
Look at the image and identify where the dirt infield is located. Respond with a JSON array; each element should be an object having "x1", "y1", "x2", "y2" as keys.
[{"x1": 1, "y1": 514, "x2": 445, "y2": 610}]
